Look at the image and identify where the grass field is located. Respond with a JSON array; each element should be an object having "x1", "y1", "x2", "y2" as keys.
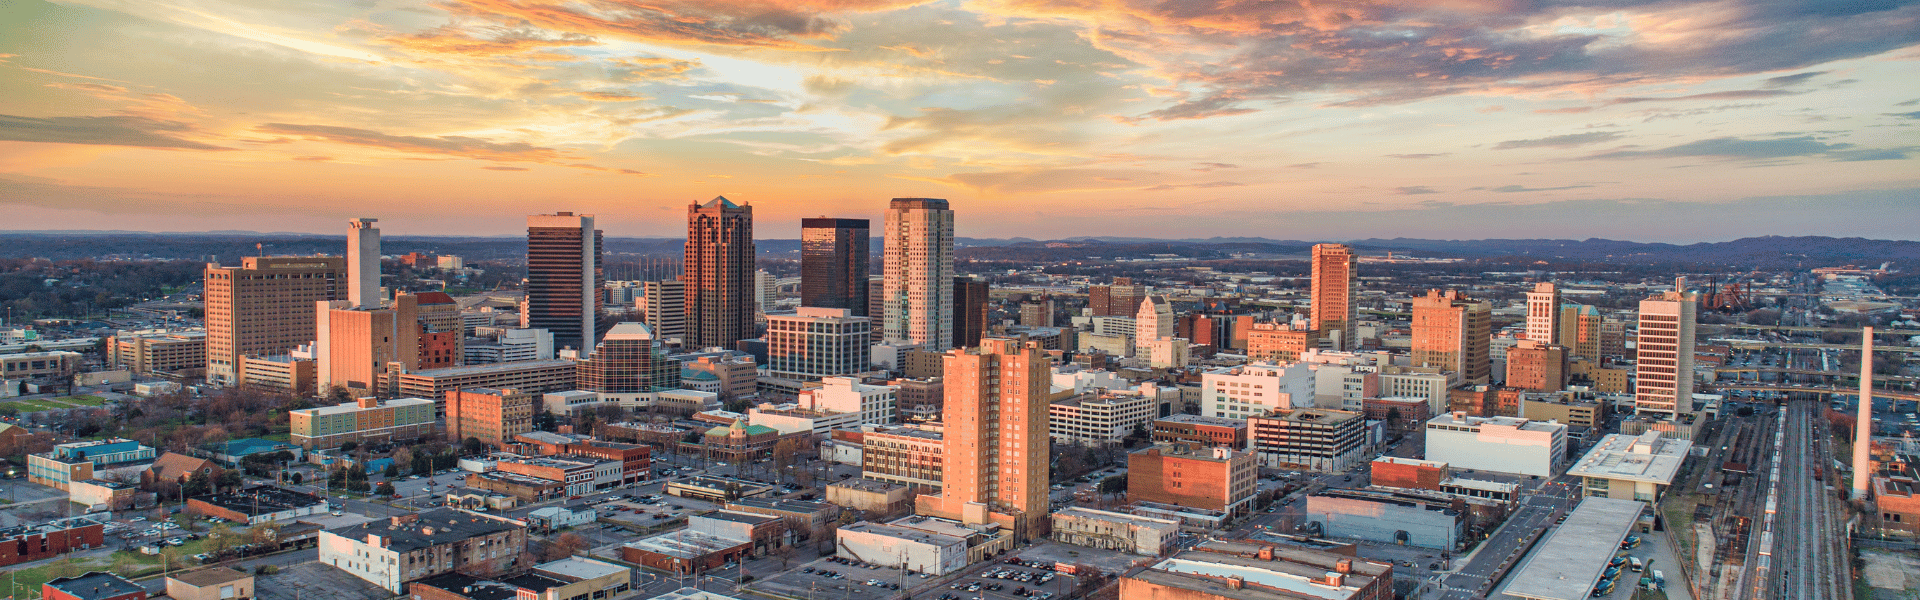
[
  {"x1": 56, "y1": 395, "x2": 110, "y2": 406},
  {"x1": 2, "y1": 398, "x2": 70, "y2": 411}
]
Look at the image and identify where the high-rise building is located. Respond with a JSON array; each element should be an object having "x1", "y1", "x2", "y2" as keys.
[
  {"x1": 1558, "y1": 304, "x2": 1603, "y2": 360},
  {"x1": 1019, "y1": 298, "x2": 1053, "y2": 328},
  {"x1": 527, "y1": 212, "x2": 604, "y2": 353},
  {"x1": 1635, "y1": 279, "x2": 1697, "y2": 419},
  {"x1": 882, "y1": 198, "x2": 955, "y2": 349},
  {"x1": 1506, "y1": 340, "x2": 1568, "y2": 392},
  {"x1": 446, "y1": 387, "x2": 534, "y2": 450},
  {"x1": 684, "y1": 197, "x2": 756, "y2": 349},
  {"x1": 315, "y1": 292, "x2": 420, "y2": 395},
  {"x1": 1135, "y1": 296, "x2": 1173, "y2": 342},
  {"x1": 639, "y1": 281, "x2": 687, "y2": 342},
  {"x1": 1410, "y1": 289, "x2": 1491, "y2": 385},
  {"x1": 578, "y1": 322, "x2": 680, "y2": 403},
  {"x1": 415, "y1": 291, "x2": 463, "y2": 366},
  {"x1": 764, "y1": 307, "x2": 872, "y2": 380},
  {"x1": 915, "y1": 338, "x2": 1050, "y2": 541},
  {"x1": 1310, "y1": 243, "x2": 1356, "y2": 351},
  {"x1": 952, "y1": 276, "x2": 988, "y2": 349},
  {"x1": 1088, "y1": 278, "x2": 1145, "y2": 317},
  {"x1": 1526, "y1": 282, "x2": 1561, "y2": 343},
  {"x1": 1246, "y1": 322, "x2": 1315, "y2": 363},
  {"x1": 801, "y1": 218, "x2": 870, "y2": 315},
  {"x1": 204, "y1": 256, "x2": 345, "y2": 386},
  {"x1": 347, "y1": 218, "x2": 381, "y2": 309}
]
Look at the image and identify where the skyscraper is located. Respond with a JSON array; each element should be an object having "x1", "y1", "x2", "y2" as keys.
[
  {"x1": 1136, "y1": 296, "x2": 1173, "y2": 341},
  {"x1": 1526, "y1": 282, "x2": 1561, "y2": 343},
  {"x1": 315, "y1": 292, "x2": 420, "y2": 396},
  {"x1": 801, "y1": 217, "x2": 870, "y2": 314},
  {"x1": 1411, "y1": 289, "x2": 1491, "y2": 385},
  {"x1": 640, "y1": 280, "x2": 687, "y2": 343},
  {"x1": 527, "y1": 212, "x2": 604, "y2": 353},
  {"x1": 684, "y1": 197, "x2": 757, "y2": 349},
  {"x1": 347, "y1": 218, "x2": 381, "y2": 309},
  {"x1": 1559, "y1": 304, "x2": 1603, "y2": 360},
  {"x1": 952, "y1": 276, "x2": 989, "y2": 349},
  {"x1": 883, "y1": 198, "x2": 955, "y2": 349},
  {"x1": 1635, "y1": 279, "x2": 1697, "y2": 419},
  {"x1": 915, "y1": 337, "x2": 1051, "y2": 541},
  {"x1": 578, "y1": 322, "x2": 681, "y2": 404},
  {"x1": 1088, "y1": 277, "x2": 1145, "y2": 317},
  {"x1": 1310, "y1": 243, "x2": 1356, "y2": 351},
  {"x1": 203, "y1": 256, "x2": 345, "y2": 386}
]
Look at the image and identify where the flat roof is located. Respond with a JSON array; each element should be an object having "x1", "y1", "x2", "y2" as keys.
[
  {"x1": 47, "y1": 572, "x2": 145, "y2": 600},
  {"x1": 295, "y1": 397, "x2": 433, "y2": 416},
  {"x1": 1155, "y1": 414, "x2": 1247, "y2": 428},
  {"x1": 168, "y1": 567, "x2": 250, "y2": 588},
  {"x1": 1565, "y1": 432, "x2": 1691, "y2": 485},
  {"x1": 625, "y1": 531, "x2": 748, "y2": 558},
  {"x1": 841, "y1": 521, "x2": 966, "y2": 547},
  {"x1": 326, "y1": 509, "x2": 521, "y2": 553},
  {"x1": 1502, "y1": 497, "x2": 1644, "y2": 600},
  {"x1": 534, "y1": 557, "x2": 627, "y2": 581},
  {"x1": 1135, "y1": 550, "x2": 1376, "y2": 600},
  {"x1": 403, "y1": 359, "x2": 576, "y2": 378}
]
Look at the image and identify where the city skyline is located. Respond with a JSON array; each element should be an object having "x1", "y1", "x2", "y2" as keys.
[{"x1": 2, "y1": 0, "x2": 1917, "y2": 241}]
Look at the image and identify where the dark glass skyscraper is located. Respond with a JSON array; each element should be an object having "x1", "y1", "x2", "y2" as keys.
[
  {"x1": 800, "y1": 217, "x2": 870, "y2": 315},
  {"x1": 952, "y1": 275, "x2": 988, "y2": 349},
  {"x1": 527, "y1": 212, "x2": 604, "y2": 352},
  {"x1": 685, "y1": 196, "x2": 756, "y2": 349}
]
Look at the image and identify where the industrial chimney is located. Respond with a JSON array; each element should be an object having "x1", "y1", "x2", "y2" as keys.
[{"x1": 1853, "y1": 326, "x2": 1875, "y2": 501}]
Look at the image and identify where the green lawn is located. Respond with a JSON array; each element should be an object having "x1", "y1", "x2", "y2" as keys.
[
  {"x1": 3, "y1": 399, "x2": 70, "y2": 411},
  {"x1": 260, "y1": 431, "x2": 291, "y2": 443},
  {"x1": 56, "y1": 395, "x2": 110, "y2": 406}
]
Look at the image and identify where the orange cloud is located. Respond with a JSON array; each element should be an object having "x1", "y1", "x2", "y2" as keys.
[
  {"x1": 376, "y1": 25, "x2": 598, "y2": 57},
  {"x1": 433, "y1": 0, "x2": 927, "y2": 49}
]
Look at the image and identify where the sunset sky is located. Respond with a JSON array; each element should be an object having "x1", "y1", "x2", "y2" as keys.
[{"x1": 1, "y1": 0, "x2": 1916, "y2": 241}]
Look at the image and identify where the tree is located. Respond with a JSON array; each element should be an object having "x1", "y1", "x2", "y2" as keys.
[
  {"x1": 290, "y1": 472, "x2": 303, "y2": 485},
  {"x1": 206, "y1": 525, "x2": 239, "y2": 556},
  {"x1": 340, "y1": 441, "x2": 359, "y2": 453},
  {"x1": 545, "y1": 532, "x2": 589, "y2": 561},
  {"x1": 1098, "y1": 475, "x2": 1127, "y2": 497},
  {"x1": 375, "y1": 482, "x2": 395, "y2": 497},
  {"x1": 250, "y1": 522, "x2": 281, "y2": 546},
  {"x1": 463, "y1": 437, "x2": 488, "y2": 457},
  {"x1": 384, "y1": 463, "x2": 400, "y2": 478}
]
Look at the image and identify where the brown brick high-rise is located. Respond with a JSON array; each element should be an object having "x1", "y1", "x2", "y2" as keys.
[
  {"x1": 204, "y1": 256, "x2": 345, "y2": 386},
  {"x1": 685, "y1": 197, "x2": 756, "y2": 349}
]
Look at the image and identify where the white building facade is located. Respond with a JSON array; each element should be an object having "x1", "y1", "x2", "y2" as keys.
[{"x1": 1424, "y1": 413, "x2": 1568, "y2": 478}]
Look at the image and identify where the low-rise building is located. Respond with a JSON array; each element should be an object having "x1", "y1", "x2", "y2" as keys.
[
  {"x1": 386, "y1": 359, "x2": 580, "y2": 418},
  {"x1": 69, "y1": 479, "x2": 139, "y2": 510},
  {"x1": 1424, "y1": 412, "x2": 1568, "y2": 478},
  {"x1": 1520, "y1": 391, "x2": 1607, "y2": 429},
  {"x1": 2, "y1": 351, "x2": 82, "y2": 381},
  {"x1": 28, "y1": 438, "x2": 156, "y2": 491},
  {"x1": 1129, "y1": 444, "x2": 1259, "y2": 520},
  {"x1": 0, "y1": 516, "x2": 107, "y2": 568},
  {"x1": 108, "y1": 332, "x2": 207, "y2": 377},
  {"x1": 1121, "y1": 540, "x2": 1393, "y2": 600},
  {"x1": 1049, "y1": 507, "x2": 1178, "y2": 556},
  {"x1": 43, "y1": 572, "x2": 145, "y2": 600},
  {"x1": 1150, "y1": 414, "x2": 1248, "y2": 450},
  {"x1": 239, "y1": 354, "x2": 317, "y2": 396},
  {"x1": 141, "y1": 452, "x2": 218, "y2": 490},
  {"x1": 408, "y1": 558, "x2": 631, "y2": 600},
  {"x1": 622, "y1": 531, "x2": 750, "y2": 574},
  {"x1": 526, "y1": 507, "x2": 597, "y2": 532},
  {"x1": 861, "y1": 425, "x2": 943, "y2": 493},
  {"x1": 493, "y1": 456, "x2": 599, "y2": 497},
  {"x1": 1568, "y1": 431, "x2": 1690, "y2": 503},
  {"x1": 826, "y1": 479, "x2": 911, "y2": 514},
  {"x1": 288, "y1": 397, "x2": 435, "y2": 450},
  {"x1": 465, "y1": 471, "x2": 566, "y2": 503},
  {"x1": 1200, "y1": 362, "x2": 1314, "y2": 419},
  {"x1": 834, "y1": 521, "x2": 969, "y2": 575},
  {"x1": 666, "y1": 475, "x2": 775, "y2": 503},
  {"x1": 447, "y1": 388, "x2": 535, "y2": 451},
  {"x1": 319, "y1": 510, "x2": 528, "y2": 593},
  {"x1": 689, "y1": 510, "x2": 787, "y2": 557},
  {"x1": 1360, "y1": 396, "x2": 1431, "y2": 434},
  {"x1": 1247, "y1": 408, "x2": 1368, "y2": 473},
  {"x1": 724, "y1": 498, "x2": 837, "y2": 544},
  {"x1": 1049, "y1": 390, "x2": 1159, "y2": 448},
  {"x1": 164, "y1": 568, "x2": 252, "y2": 600},
  {"x1": 1305, "y1": 489, "x2": 1467, "y2": 550},
  {"x1": 186, "y1": 485, "x2": 329, "y2": 525}
]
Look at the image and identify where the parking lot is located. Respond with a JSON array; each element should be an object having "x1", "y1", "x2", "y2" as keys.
[
  {"x1": 918, "y1": 557, "x2": 1079, "y2": 600},
  {"x1": 751, "y1": 556, "x2": 931, "y2": 600}
]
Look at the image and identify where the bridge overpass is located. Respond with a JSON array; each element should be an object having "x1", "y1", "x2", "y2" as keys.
[
  {"x1": 1727, "y1": 324, "x2": 1920, "y2": 336},
  {"x1": 1713, "y1": 366, "x2": 1920, "y2": 383},
  {"x1": 1709, "y1": 383, "x2": 1920, "y2": 402}
]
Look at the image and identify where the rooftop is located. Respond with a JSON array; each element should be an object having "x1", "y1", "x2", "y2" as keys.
[
  {"x1": 1566, "y1": 431, "x2": 1691, "y2": 485},
  {"x1": 46, "y1": 572, "x2": 145, "y2": 600},
  {"x1": 726, "y1": 497, "x2": 834, "y2": 514},
  {"x1": 1131, "y1": 543, "x2": 1387, "y2": 600},
  {"x1": 830, "y1": 479, "x2": 906, "y2": 493},
  {"x1": 1426, "y1": 413, "x2": 1566, "y2": 433},
  {"x1": 1253, "y1": 409, "x2": 1363, "y2": 425},
  {"x1": 168, "y1": 567, "x2": 251, "y2": 588},
  {"x1": 1502, "y1": 497, "x2": 1644, "y2": 600},
  {"x1": 326, "y1": 509, "x2": 522, "y2": 553},
  {"x1": 695, "y1": 510, "x2": 781, "y2": 526},
  {"x1": 841, "y1": 521, "x2": 966, "y2": 547},
  {"x1": 1155, "y1": 414, "x2": 1248, "y2": 428},
  {"x1": 534, "y1": 556, "x2": 627, "y2": 582},
  {"x1": 189, "y1": 485, "x2": 327, "y2": 516},
  {"x1": 293, "y1": 397, "x2": 433, "y2": 417},
  {"x1": 1054, "y1": 506, "x2": 1180, "y2": 529},
  {"x1": 653, "y1": 588, "x2": 749, "y2": 600},
  {"x1": 1373, "y1": 456, "x2": 1447, "y2": 469},
  {"x1": 402, "y1": 359, "x2": 576, "y2": 378},
  {"x1": 412, "y1": 573, "x2": 520, "y2": 600},
  {"x1": 624, "y1": 531, "x2": 749, "y2": 558}
]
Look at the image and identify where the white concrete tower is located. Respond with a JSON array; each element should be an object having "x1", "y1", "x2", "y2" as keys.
[
  {"x1": 1855, "y1": 326, "x2": 1875, "y2": 501},
  {"x1": 1526, "y1": 281, "x2": 1560, "y2": 343},
  {"x1": 347, "y1": 218, "x2": 381, "y2": 309}
]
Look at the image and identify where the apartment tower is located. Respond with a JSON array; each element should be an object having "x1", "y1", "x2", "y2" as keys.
[
  {"x1": 915, "y1": 338, "x2": 1051, "y2": 541},
  {"x1": 1410, "y1": 289, "x2": 1491, "y2": 385},
  {"x1": 801, "y1": 218, "x2": 870, "y2": 315},
  {"x1": 203, "y1": 256, "x2": 345, "y2": 386},
  {"x1": 526, "y1": 212, "x2": 604, "y2": 352},
  {"x1": 1310, "y1": 243, "x2": 1356, "y2": 351},
  {"x1": 684, "y1": 197, "x2": 757, "y2": 349},
  {"x1": 639, "y1": 280, "x2": 687, "y2": 343},
  {"x1": 882, "y1": 198, "x2": 955, "y2": 349},
  {"x1": 1526, "y1": 282, "x2": 1561, "y2": 343},
  {"x1": 1634, "y1": 279, "x2": 1697, "y2": 419}
]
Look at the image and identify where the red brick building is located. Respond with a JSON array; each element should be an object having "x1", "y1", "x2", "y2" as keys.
[
  {"x1": 513, "y1": 433, "x2": 652, "y2": 486},
  {"x1": 1, "y1": 518, "x2": 106, "y2": 568},
  {"x1": 1360, "y1": 397, "x2": 1431, "y2": 434},
  {"x1": 1128, "y1": 445, "x2": 1259, "y2": 519},
  {"x1": 1121, "y1": 540, "x2": 1391, "y2": 600},
  {"x1": 1369, "y1": 457, "x2": 1447, "y2": 491},
  {"x1": 1150, "y1": 415, "x2": 1248, "y2": 450},
  {"x1": 620, "y1": 532, "x2": 751, "y2": 574}
]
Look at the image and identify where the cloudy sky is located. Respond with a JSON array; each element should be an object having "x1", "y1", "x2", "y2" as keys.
[{"x1": 1, "y1": 0, "x2": 1916, "y2": 241}]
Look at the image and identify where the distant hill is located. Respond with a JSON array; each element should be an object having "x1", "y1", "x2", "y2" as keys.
[{"x1": 0, "y1": 232, "x2": 1911, "y2": 268}]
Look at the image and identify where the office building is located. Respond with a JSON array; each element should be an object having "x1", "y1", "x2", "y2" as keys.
[
  {"x1": 414, "y1": 292, "x2": 464, "y2": 366},
  {"x1": 447, "y1": 388, "x2": 534, "y2": 450},
  {"x1": 388, "y1": 360, "x2": 579, "y2": 415},
  {"x1": 1506, "y1": 340, "x2": 1568, "y2": 392},
  {"x1": 1121, "y1": 541, "x2": 1393, "y2": 600},
  {"x1": 577, "y1": 322, "x2": 679, "y2": 404},
  {"x1": 1410, "y1": 289, "x2": 1490, "y2": 385},
  {"x1": 346, "y1": 218, "x2": 381, "y2": 309},
  {"x1": 801, "y1": 218, "x2": 870, "y2": 315},
  {"x1": 526, "y1": 212, "x2": 604, "y2": 352},
  {"x1": 862, "y1": 425, "x2": 945, "y2": 493},
  {"x1": 1424, "y1": 413, "x2": 1567, "y2": 478},
  {"x1": 0, "y1": 517, "x2": 107, "y2": 568},
  {"x1": 1129, "y1": 445, "x2": 1259, "y2": 519},
  {"x1": 204, "y1": 256, "x2": 345, "y2": 386},
  {"x1": 1635, "y1": 279, "x2": 1698, "y2": 419},
  {"x1": 1559, "y1": 304, "x2": 1603, "y2": 359},
  {"x1": 1049, "y1": 507, "x2": 1179, "y2": 556},
  {"x1": 952, "y1": 276, "x2": 988, "y2": 349},
  {"x1": 28, "y1": 439, "x2": 157, "y2": 491},
  {"x1": 289, "y1": 397, "x2": 436, "y2": 450},
  {"x1": 1136, "y1": 296, "x2": 1174, "y2": 341},
  {"x1": 882, "y1": 198, "x2": 955, "y2": 349},
  {"x1": 1567, "y1": 431, "x2": 1690, "y2": 502},
  {"x1": 1019, "y1": 298, "x2": 1053, "y2": 327},
  {"x1": 1247, "y1": 409, "x2": 1368, "y2": 472},
  {"x1": 677, "y1": 351, "x2": 758, "y2": 400},
  {"x1": 1526, "y1": 282, "x2": 1561, "y2": 343},
  {"x1": 763, "y1": 307, "x2": 872, "y2": 380},
  {"x1": 1310, "y1": 243, "x2": 1356, "y2": 351},
  {"x1": 1246, "y1": 322, "x2": 1314, "y2": 363},
  {"x1": 1200, "y1": 362, "x2": 1315, "y2": 419},
  {"x1": 1048, "y1": 391, "x2": 1159, "y2": 448},
  {"x1": 640, "y1": 280, "x2": 687, "y2": 342},
  {"x1": 1151, "y1": 415, "x2": 1249, "y2": 450},
  {"x1": 794, "y1": 377, "x2": 897, "y2": 425},
  {"x1": 107, "y1": 331, "x2": 207, "y2": 377},
  {"x1": 320, "y1": 510, "x2": 527, "y2": 593},
  {"x1": 915, "y1": 338, "x2": 1050, "y2": 541},
  {"x1": 1088, "y1": 278, "x2": 1145, "y2": 317},
  {"x1": 315, "y1": 293, "x2": 420, "y2": 396},
  {"x1": 464, "y1": 328, "x2": 555, "y2": 365},
  {"x1": 684, "y1": 197, "x2": 757, "y2": 349}
]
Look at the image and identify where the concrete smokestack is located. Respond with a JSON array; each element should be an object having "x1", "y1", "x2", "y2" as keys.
[
  {"x1": 348, "y1": 218, "x2": 381, "y2": 309},
  {"x1": 1854, "y1": 326, "x2": 1874, "y2": 501}
]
